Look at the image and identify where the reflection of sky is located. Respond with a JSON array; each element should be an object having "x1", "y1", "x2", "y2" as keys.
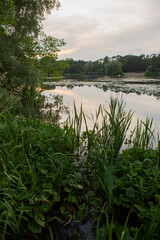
[
  {"x1": 49, "y1": 88, "x2": 78, "y2": 96},
  {"x1": 43, "y1": 86, "x2": 160, "y2": 135}
]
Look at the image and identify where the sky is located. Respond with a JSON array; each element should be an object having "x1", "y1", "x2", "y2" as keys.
[{"x1": 42, "y1": 0, "x2": 160, "y2": 61}]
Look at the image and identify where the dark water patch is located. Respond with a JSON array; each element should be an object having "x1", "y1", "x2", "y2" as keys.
[
  {"x1": 124, "y1": 80, "x2": 160, "y2": 84},
  {"x1": 47, "y1": 216, "x2": 95, "y2": 240}
]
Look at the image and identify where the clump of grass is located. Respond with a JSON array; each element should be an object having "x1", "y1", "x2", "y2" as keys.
[
  {"x1": 100, "y1": 97, "x2": 133, "y2": 159},
  {"x1": 67, "y1": 97, "x2": 133, "y2": 161},
  {"x1": 130, "y1": 117, "x2": 155, "y2": 150}
]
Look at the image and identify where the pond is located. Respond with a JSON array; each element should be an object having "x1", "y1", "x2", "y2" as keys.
[{"x1": 42, "y1": 77, "x2": 160, "y2": 140}]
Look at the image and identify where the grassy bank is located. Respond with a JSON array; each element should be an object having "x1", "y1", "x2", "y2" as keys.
[{"x1": 0, "y1": 99, "x2": 160, "y2": 240}]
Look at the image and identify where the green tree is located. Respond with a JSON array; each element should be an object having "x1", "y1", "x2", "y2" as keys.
[
  {"x1": 0, "y1": 0, "x2": 65, "y2": 111},
  {"x1": 119, "y1": 54, "x2": 149, "y2": 73},
  {"x1": 104, "y1": 61, "x2": 123, "y2": 77},
  {"x1": 103, "y1": 56, "x2": 110, "y2": 64},
  {"x1": 84, "y1": 61, "x2": 94, "y2": 72},
  {"x1": 145, "y1": 54, "x2": 160, "y2": 77},
  {"x1": 63, "y1": 59, "x2": 85, "y2": 79},
  {"x1": 0, "y1": 0, "x2": 15, "y2": 26}
]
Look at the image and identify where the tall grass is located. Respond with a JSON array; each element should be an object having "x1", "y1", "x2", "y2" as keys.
[
  {"x1": 129, "y1": 117, "x2": 155, "y2": 150},
  {"x1": 100, "y1": 97, "x2": 133, "y2": 158},
  {"x1": 65, "y1": 97, "x2": 133, "y2": 161}
]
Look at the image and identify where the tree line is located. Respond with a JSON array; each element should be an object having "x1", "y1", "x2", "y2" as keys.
[{"x1": 61, "y1": 54, "x2": 160, "y2": 78}]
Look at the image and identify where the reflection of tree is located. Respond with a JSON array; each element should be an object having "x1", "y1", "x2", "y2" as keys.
[
  {"x1": 45, "y1": 84, "x2": 56, "y2": 90},
  {"x1": 102, "y1": 85, "x2": 108, "y2": 92},
  {"x1": 42, "y1": 94, "x2": 69, "y2": 123},
  {"x1": 67, "y1": 84, "x2": 74, "y2": 89},
  {"x1": 52, "y1": 95, "x2": 63, "y2": 107}
]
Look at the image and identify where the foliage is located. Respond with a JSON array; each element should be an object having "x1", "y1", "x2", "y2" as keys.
[
  {"x1": 0, "y1": 98, "x2": 160, "y2": 239},
  {"x1": 0, "y1": 0, "x2": 65, "y2": 112},
  {"x1": 0, "y1": 0, "x2": 15, "y2": 26},
  {"x1": 12, "y1": 0, "x2": 60, "y2": 37},
  {"x1": 0, "y1": 112, "x2": 85, "y2": 239},
  {"x1": 104, "y1": 60, "x2": 123, "y2": 77},
  {"x1": 66, "y1": 98, "x2": 160, "y2": 240},
  {"x1": 62, "y1": 54, "x2": 160, "y2": 79},
  {"x1": 1, "y1": 1, "x2": 160, "y2": 238},
  {"x1": 118, "y1": 54, "x2": 148, "y2": 73},
  {"x1": 42, "y1": 58, "x2": 68, "y2": 79},
  {"x1": 145, "y1": 54, "x2": 160, "y2": 77},
  {"x1": 63, "y1": 59, "x2": 104, "y2": 79}
]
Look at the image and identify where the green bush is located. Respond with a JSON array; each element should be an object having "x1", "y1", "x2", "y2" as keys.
[{"x1": 0, "y1": 113, "x2": 85, "y2": 239}]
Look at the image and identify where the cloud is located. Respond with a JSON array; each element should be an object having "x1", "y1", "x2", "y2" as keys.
[
  {"x1": 43, "y1": 0, "x2": 160, "y2": 60},
  {"x1": 58, "y1": 48, "x2": 78, "y2": 56}
]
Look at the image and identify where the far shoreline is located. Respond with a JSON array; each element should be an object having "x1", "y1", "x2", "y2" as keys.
[{"x1": 124, "y1": 72, "x2": 145, "y2": 77}]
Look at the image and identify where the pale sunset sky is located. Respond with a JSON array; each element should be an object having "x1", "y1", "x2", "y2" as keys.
[{"x1": 43, "y1": 0, "x2": 160, "y2": 60}]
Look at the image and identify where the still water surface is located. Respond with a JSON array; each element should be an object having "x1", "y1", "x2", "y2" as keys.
[{"x1": 43, "y1": 85, "x2": 160, "y2": 138}]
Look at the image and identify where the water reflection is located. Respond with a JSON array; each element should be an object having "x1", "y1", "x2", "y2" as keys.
[
  {"x1": 51, "y1": 88, "x2": 78, "y2": 96},
  {"x1": 42, "y1": 85, "x2": 160, "y2": 137}
]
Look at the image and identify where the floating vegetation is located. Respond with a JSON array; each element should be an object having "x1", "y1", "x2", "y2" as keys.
[{"x1": 44, "y1": 77, "x2": 160, "y2": 99}]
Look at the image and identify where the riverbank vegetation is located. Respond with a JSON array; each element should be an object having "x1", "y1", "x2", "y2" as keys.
[{"x1": 0, "y1": 99, "x2": 160, "y2": 239}]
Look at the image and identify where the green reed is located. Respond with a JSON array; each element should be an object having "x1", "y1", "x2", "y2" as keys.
[
  {"x1": 66, "y1": 97, "x2": 133, "y2": 161},
  {"x1": 129, "y1": 117, "x2": 155, "y2": 150}
]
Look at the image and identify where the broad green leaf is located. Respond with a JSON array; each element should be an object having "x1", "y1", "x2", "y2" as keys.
[
  {"x1": 126, "y1": 187, "x2": 135, "y2": 198},
  {"x1": 64, "y1": 186, "x2": 72, "y2": 193},
  {"x1": 40, "y1": 202, "x2": 51, "y2": 212},
  {"x1": 68, "y1": 194, "x2": 77, "y2": 203},
  {"x1": 53, "y1": 192, "x2": 61, "y2": 202},
  {"x1": 28, "y1": 220, "x2": 42, "y2": 233},
  {"x1": 43, "y1": 183, "x2": 53, "y2": 189},
  {"x1": 34, "y1": 215, "x2": 45, "y2": 227},
  {"x1": 134, "y1": 204, "x2": 146, "y2": 213},
  {"x1": 39, "y1": 168, "x2": 48, "y2": 174}
]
